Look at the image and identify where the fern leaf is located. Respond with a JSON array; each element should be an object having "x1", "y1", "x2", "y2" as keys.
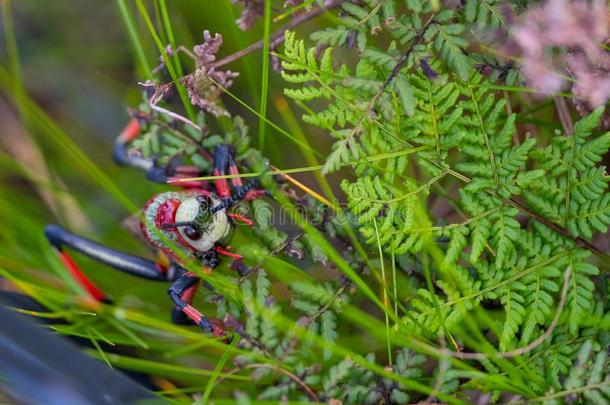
[
  {"x1": 320, "y1": 311, "x2": 338, "y2": 361},
  {"x1": 567, "y1": 251, "x2": 599, "y2": 335},
  {"x1": 500, "y1": 283, "x2": 527, "y2": 351},
  {"x1": 433, "y1": 22, "x2": 470, "y2": 80}
]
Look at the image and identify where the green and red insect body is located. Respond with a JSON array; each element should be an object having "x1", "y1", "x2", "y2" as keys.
[
  {"x1": 142, "y1": 191, "x2": 231, "y2": 264},
  {"x1": 45, "y1": 119, "x2": 266, "y2": 337}
]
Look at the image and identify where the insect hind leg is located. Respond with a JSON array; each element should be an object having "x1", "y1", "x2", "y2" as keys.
[
  {"x1": 168, "y1": 273, "x2": 225, "y2": 337},
  {"x1": 44, "y1": 225, "x2": 168, "y2": 302}
]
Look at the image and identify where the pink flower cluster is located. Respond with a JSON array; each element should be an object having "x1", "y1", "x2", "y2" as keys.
[{"x1": 507, "y1": 0, "x2": 610, "y2": 107}]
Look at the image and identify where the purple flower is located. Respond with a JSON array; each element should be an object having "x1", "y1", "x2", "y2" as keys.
[
  {"x1": 232, "y1": 0, "x2": 264, "y2": 31},
  {"x1": 505, "y1": 0, "x2": 610, "y2": 108}
]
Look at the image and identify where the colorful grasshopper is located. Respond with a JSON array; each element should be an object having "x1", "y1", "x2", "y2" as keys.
[{"x1": 45, "y1": 119, "x2": 268, "y2": 337}]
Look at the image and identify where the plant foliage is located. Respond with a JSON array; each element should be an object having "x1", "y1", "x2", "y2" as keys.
[{"x1": 2, "y1": 0, "x2": 609, "y2": 404}]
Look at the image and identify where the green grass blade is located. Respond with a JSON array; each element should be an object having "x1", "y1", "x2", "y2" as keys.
[
  {"x1": 1, "y1": 0, "x2": 21, "y2": 86},
  {"x1": 134, "y1": 0, "x2": 196, "y2": 120},
  {"x1": 158, "y1": 0, "x2": 188, "y2": 92},
  {"x1": 373, "y1": 218, "x2": 392, "y2": 365},
  {"x1": 258, "y1": 0, "x2": 272, "y2": 149},
  {"x1": 201, "y1": 338, "x2": 237, "y2": 403},
  {"x1": 115, "y1": 0, "x2": 153, "y2": 77},
  {"x1": 86, "y1": 351, "x2": 250, "y2": 380}
]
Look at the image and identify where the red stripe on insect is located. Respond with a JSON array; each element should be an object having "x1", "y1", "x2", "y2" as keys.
[
  {"x1": 174, "y1": 165, "x2": 201, "y2": 175},
  {"x1": 228, "y1": 213, "x2": 254, "y2": 226},
  {"x1": 215, "y1": 245, "x2": 243, "y2": 259},
  {"x1": 155, "y1": 199, "x2": 181, "y2": 229},
  {"x1": 244, "y1": 189, "x2": 267, "y2": 200},
  {"x1": 210, "y1": 319, "x2": 226, "y2": 337},
  {"x1": 182, "y1": 305, "x2": 202, "y2": 323},
  {"x1": 213, "y1": 168, "x2": 231, "y2": 198},
  {"x1": 58, "y1": 251, "x2": 106, "y2": 302},
  {"x1": 229, "y1": 165, "x2": 243, "y2": 187},
  {"x1": 120, "y1": 118, "x2": 140, "y2": 142},
  {"x1": 180, "y1": 283, "x2": 199, "y2": 304}
]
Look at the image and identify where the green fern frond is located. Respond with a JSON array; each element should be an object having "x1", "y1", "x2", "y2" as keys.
[{"x1": 463, "y1": 0, "x2": 504, "y2": 28}]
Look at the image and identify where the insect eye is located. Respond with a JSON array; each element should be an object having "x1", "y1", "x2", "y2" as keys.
[{"x1": 184, "y1": 226, "x2": 201, "y2": 240}]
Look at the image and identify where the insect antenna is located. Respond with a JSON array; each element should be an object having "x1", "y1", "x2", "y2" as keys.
[
  {"x1": 161, "y1": 221, "x2": 197, "y2": 230},
  {"x1": 210, "y1": 178, "x2": 260, "y2": 213}
]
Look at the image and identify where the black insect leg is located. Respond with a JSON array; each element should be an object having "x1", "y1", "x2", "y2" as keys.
[
  {"x1": 212, "y1": 144, "x2": 234, "y2": 199},
  {"x1": 112, "y1": 119, "x2": 159, "y2": 180},
  {"x1": 168, "y1": 273, "x2": 225, "y2": 336},
  {"x1": 112, "y1": 118, "x2": 206, "y2": 186},
  {"x1": 210, "y1": 145, "x2": 267, "y2": 214},
  {"x1": 170, "y1": 280, "x2": 198, "y2": 325},
  {"x1": 45, "y1": 224, "x2": 168, "y2": 301}
]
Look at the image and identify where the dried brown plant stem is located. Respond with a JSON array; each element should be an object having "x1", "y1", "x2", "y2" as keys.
[
  {"x1": 379, "y1": 0, "x2": 449, "y2": 95},
  {"x1": 336, "y1": 0, "x2": 449, "y2": 163},
  {"x1": 239, "y1": 230, "x2": 305, "y2": 283},
  {"x1": 219, "y1": 363, "x2": 320, "y2": 402},
  {"x1": 244, "y1": 364, "x2": 319, "y2": 401},
  {"x1": 444, "y1": 167, "x2": 610, "y2": 263},
  {"x1": 211, "y1": 0, "x2": 342, "y2": 70},
  {"x1": 278, "y1": 278, "x2": 349, "y2": 365},
  {"x1": 554, "y1": 96, "x2": 574, "y2": 136},
  {"x1": 422, "y1": 335, "x2": 448, "y2": 405}
]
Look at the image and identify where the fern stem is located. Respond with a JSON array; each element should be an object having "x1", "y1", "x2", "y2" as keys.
[
  {"x1": 503, "y1": 197, "x2": 610, "y2": 262},
  {"x1": 509, "y1": 381, "x2": 610, "y2": 404},
  {"x1": 391, "y1": 249, "x2": 398, "y2": 322},
  {"x1": 356, "y1": 0, "x2": 383, "y2": 27},
  {"x1": 378, "y1": 0, "x2": 448, "y2": 94},
  {"x1": 439, "y1": 252, "x2": 569, "y2": 312},
  {"x1": 274, "y1": 0, "x2": 317, "y2": 22},
  {"x1": 467, "y1": 85, "x2": 499, "y2": 186},
  {"x1": 387, "y1": 207, "x2": 501, "y2": 236},
  {"x1": 323, "y1": 0, "x2": 448, "y2": 173},
  {"x1": 373, "y1": 171, "x2": 446, "y2": 204}
]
